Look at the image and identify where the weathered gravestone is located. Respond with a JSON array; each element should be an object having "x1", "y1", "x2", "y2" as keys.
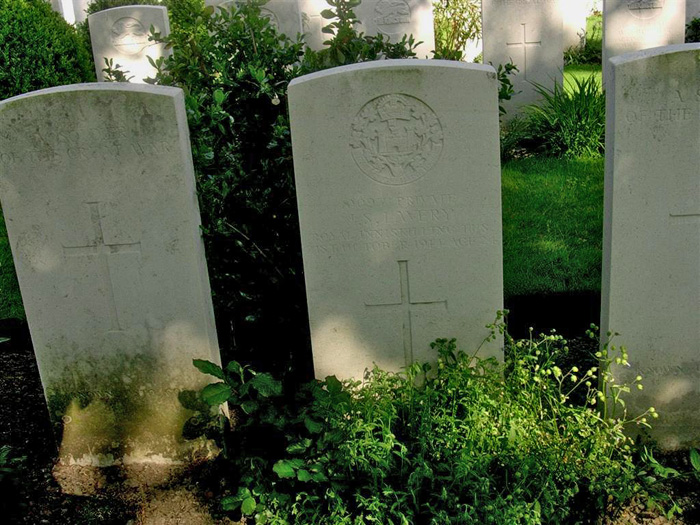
[
  {"x1": 89, "y1": 6, "x2": 171, "y2": 84},
  {"x1": 688, "y1": 0, "x2": 700, "y2": 22},
  {"x1": 300, "y1": 0, "x2": 435, "y2": 57},
  {"x1": 0, "y1": 84, "x2": 223, "y2": 471},
  {"x1": 602, "y1": 43, "x2": 700, "y2": 450},
  {"x1": 289, "y1": 60, "x2": 504, "y2": 380},
  {"x1": 482, "y1": 0, "x2": 564, "y2": 114},
  {"x1": 603, "y1": 0, "x2": 685, "y2": 83},
  {"x1": 206, "y1": 0, "x2": 304, "y2": 39}
]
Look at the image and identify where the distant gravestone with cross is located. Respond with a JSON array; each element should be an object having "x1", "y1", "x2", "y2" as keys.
[
  {"x1": 300, "y1": 0, "x2": 435, "y2": 56},
  {"x1": 0, "y1": 84, "x2": 223, "y2": 477},
  {"x1": 88, "y1": 6, "x2": 172, "y2": 84},
  {"x1": 289, "y1": 60, "x2": 504, "y2": 379},
  {"x1": 602, "y1": 44, "x2": 700, "y2": 450},
  {"x1": 482, "y1": 0, "x2": 563, "y2": 115},
  {"x1": 602, "y1": 0, "x2": 685, "y2": 84}
]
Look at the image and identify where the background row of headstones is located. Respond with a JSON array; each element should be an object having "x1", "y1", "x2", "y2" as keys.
[{"x1": 76, "y1": 0, "x2": 697, "y2": 115}]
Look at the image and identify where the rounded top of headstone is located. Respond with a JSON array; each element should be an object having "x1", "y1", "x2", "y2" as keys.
[
  {"x1": 609, "y1": 42, "x2": 700, "y2": 68},
  {"x1": 289, "y1": 59, "x2": 496, "y2": 88},
  {"x1": 0, "y1": 83, "x2": 184, "y2": 110},
  {"x1": 87, "y1": 4, "x2": 169, "y2": 19}
]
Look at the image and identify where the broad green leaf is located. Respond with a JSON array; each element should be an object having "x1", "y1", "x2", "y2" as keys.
[
  {"x1": 321, "y1": 27, "x2": 335, "y2": 34},
  {"x1": 304, "y1": 417, "x2": 323, "y2": 434},
  {"x1": 201, "y1": 382, "x2": 232, "y2": 405},
  {"x1": 325, "y1": 375, "x2": 343, "y2": 395},
  {"x1": 226, "y1": 360, "x2": 244, "y2": 376},
  {"x1": 193, "y1": 359, "x2": 224, "y2": 379},
  {"x1": 214, "y1": 89, "x2": 225, "y2": 105},
  {"x1": 296, "y1": 469, "x2": 312, "y2": 482},
  {"x1": 273, "y1": 459, "x2": 297, "y2": 479},
  {"x1": 691, "y1": 449, "x2": 700, "y2": 472},
  {"x1": 320, "y1": 9, "x2": 335, "y2": 19},
  {"x1": 241, "y1": 496, "x2": 257, "y2": 515},
  {"x1": 221, "y1": 496, "x2": 240, "y2": 511},
  {"x1": 249, "y1": 373, "x2": 282, "y2": 397},
  {"x1": 286, "y1": 438, "x2": 312, "y2": 454},
  {"x1": 241, "y1": 399, "x2": 259, "y2": 414}
]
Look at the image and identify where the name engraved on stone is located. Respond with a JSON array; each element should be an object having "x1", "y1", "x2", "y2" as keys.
[
  {"x1": 365, "y1": 260, "x2": 447, "y2": 366},
  {"x1": 63, "y1": 202, "x2": 142, "y2": 333},
  {"x1": 625, "y1": 107, "x2": 696, "y2": 123},
  {"x1": 373, "y1": 0, "x2": 411, "y2": 35},
  {"x1": 350, "y1": 94, "x2": 443, "y2": 185},
  {"x1": 627, "y1": 0, "x2": 664, "y2": 19},
  {"x1": 111, "y1": 17, "x2": 151, "y2": 56},
  {"x1": 506, "y1": 23, "x2": 541, "y2": 81}
]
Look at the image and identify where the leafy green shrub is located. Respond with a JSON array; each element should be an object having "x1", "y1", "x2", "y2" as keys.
[
  {"x1": 194, "y1": 317, "x2": 657, "y2": 524},
  {"x1": 518, "y1": 75, "x2": 605, "y2": 159},
  {"x1": 301, "y1": 0, "x2": 417, "y2": 70},
  {"x1": 433, "y1": 0, "x2": 480, "y2": 60},
  {"x1": 686, "y1": 18, "x2": 700, "y2": 43},
  {"x1": 0, "y1": 0, "x2": 95, "y2": 100}
]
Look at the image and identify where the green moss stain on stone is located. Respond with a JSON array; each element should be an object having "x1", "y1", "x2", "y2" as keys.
[{"x1": 45, "y1": 353, "x2": 219, "y2": 465}]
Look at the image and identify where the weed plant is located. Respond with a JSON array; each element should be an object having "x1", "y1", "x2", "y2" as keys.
[
  {"x1": 432, "y1": 0, "x2": 480, "y2": 60},
  {"x1": 518, "y1": 75, "x2": 605, "y2": 159},
  {"x1": 194, "y1": 316, "x2": 657, "y2": 524},
  {"x1": 564, "y1": 15, "x2": 602, "y2": 66}
]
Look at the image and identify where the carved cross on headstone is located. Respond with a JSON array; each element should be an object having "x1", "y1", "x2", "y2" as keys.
[
  {"x1": 365, "y1": 260, "x2": 447, "y2": 367},
  {"x1": 506, "y1": 23, "x2": 542, "y2": 80},
  {"x1": 63, "y1": 202, "x2": 142, "y2": 332}
]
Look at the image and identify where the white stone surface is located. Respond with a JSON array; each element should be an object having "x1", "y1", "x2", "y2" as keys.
[
  {"x1": 603, "y1": 0, "x2": 685, "y2": 83},
  {"x1": 563, "y1": 0, "x2": 593, "y2": 49},
  {"x1": 73, "y1": 0, "x2": 91, "y2": 24},
  {"x1": 206, "y1": 0, "x2": 304, "y2": 39},
  {"x1": 688, "y1": 0, "x2": 700, "y2": 22},
  {"x1": 89, "y1": 6, "x2": 171, "y2": 84},
  {"x1": 483, "y1": 0, "x2": 564, "y2": 114},
  {"x1": 301, "y1": 0, "x2": 435, "y2": 57},
  {"x1": 289, "y1": 60, "x2": 504, "y2": 380},
  {"x1": 601, "y1": 44, "x2": 700, "y2": 450},
  {"x1": 0, "y1": 83, "x2": 222, "y2": 465}
]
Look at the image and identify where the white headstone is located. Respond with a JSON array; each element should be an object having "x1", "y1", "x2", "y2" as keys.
[
  {"x1": 603, "y1": 0, "x2": 685, "y2": 82},
  {"x1": 482, "y1": 0, "x2": 564, "y2": 114},
  {"x1": 563, "y1": 0, "x2": 592, "y2": 49},
  {"x1": 0, "y1": 84, "x2": 222, "y2": 467},
  {"x1": 688, "y1": 0, "x2": 700, "y2": 22},
  {"x1": 206, "y1": 0, "x2": 304, "y2": 39},
  {"x1": 73, "y1": 0, "x2": 91, "y2": 24},
  {"x1": 301, "y1": 0, "x2": 435, "y2": 57},
  {"x1": 602, "y1": 44, "x2": 700, "y2": 450},
  {"x1": 289, "y1": 60, "x2": 504, "y2": 380},
  {"x1": 88, "y1": 6, "x2": 171, "y2": 84}
]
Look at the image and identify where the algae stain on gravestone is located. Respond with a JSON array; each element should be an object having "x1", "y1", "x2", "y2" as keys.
[{"x1": 0, "y1": 84, "x2": 223, "y2": 481}]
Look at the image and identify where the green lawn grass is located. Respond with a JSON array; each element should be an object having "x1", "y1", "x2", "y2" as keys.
[
  {"x1": 564, "y1": 64, "x2": 602, "y2": 90},
  {"x1": 501, "y1": 157, "x2": 604, "y2": 298}
]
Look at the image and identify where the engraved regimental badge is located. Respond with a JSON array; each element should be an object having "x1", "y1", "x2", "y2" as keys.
[
  {"x1": 111, "y1": 17, "x2": 151, "y2": 55},
  {"x1": 350, "y1": 94, "x2": 443, "y2": 186},
  {"x1": 627, "y1": 0, "x2": 664, "y2": 19},
  {"x1": 374, "y1": 0, "x2": 411, "y2": 36}
]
